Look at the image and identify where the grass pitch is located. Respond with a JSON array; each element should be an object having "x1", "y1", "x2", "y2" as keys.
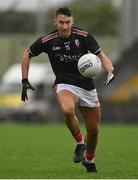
[{"x1": 0, "y1": 123, "x2": 138, "y2": 179}]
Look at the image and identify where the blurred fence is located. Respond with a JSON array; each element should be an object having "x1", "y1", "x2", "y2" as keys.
[
  {"x1": 101, "y1": 101, "x2": 138, "y2": 124},
  {"x1": 0, "y1": 34, "x2": 49, "y2": 78}
]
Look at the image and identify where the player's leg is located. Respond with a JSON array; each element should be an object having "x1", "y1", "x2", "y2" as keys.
[
  {"x1": 57, "y1": 90, "x2": 79, "y2": 135},
  {"x1": 57, "y1": 90, "x2": 86, "y2": 162},
  {"x1": 79, "y1": 106, "x2": 101, "y2": 172}
]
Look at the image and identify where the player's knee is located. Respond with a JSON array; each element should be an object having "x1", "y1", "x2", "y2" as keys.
[
  {"x1": 89, "y1": 127, "x2": 99, "y2": 137},
  {"x1": 63, "y1": 107, "x2": 75, "y2": 119}
]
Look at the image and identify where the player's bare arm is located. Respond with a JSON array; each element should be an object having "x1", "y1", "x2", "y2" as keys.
[
  {"x1": 97, "y1": 50, "x2": 114, "y2": 85},
  {"x1": 21, "y1": 49, "x2": 31, "y2": 79},
  {"x1": 21, "y1": 49, "x2": 34, "y2": 101},
  {"x1": 97, "y1": 50, "x2": 114, "y2": 72}
]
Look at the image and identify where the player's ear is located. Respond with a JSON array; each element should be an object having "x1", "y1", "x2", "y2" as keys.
[
  {"x1": 72, "y1": 17, "x2": 74, "y2": 25},
  {"x1": 72, "y1": 17, "x2": 74, "y2": 23},
  {"x1": 53, "y1": 18, "x2": 57, "y2": 27}
]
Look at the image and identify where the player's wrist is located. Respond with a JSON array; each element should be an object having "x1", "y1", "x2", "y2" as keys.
[
  {"x1": 110, "y1": 68, "x2": 114, "y2": 72},
  {"x1": 22, "y1": 78, "x2": 28, "y2": 83},
  {"x1": 107, "y1": 68, "x2": 114, "y2": 73}
]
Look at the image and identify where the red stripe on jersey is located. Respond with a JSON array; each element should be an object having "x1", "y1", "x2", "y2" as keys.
[
  {"x1": 72, "y1": 28, "x2": 88, "y2": 37},
  {"x1": 42, "y1": 32, "x2": 58, "y2": 43}
]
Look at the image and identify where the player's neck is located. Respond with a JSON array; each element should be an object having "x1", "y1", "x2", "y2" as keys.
[{"x1": 58, "y1": 30, "x2": 71, "y2": 38}]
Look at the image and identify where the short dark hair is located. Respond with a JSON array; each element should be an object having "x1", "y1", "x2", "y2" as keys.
[{"x1": 56, "y1": 7, "x2": 72, "y2": 17}]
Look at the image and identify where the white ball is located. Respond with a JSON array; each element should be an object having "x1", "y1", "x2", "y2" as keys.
[{"x1": 78, "y1": 53, "x2": 102, "y2": 78}]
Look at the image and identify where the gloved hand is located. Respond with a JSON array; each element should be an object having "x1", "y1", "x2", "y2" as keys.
[
  {"x1": 21, "y1": 79, "x2": 35, "y2": 101},
  {"x1": 104, "y1": 70, "x2": 115, "y2": 85}
]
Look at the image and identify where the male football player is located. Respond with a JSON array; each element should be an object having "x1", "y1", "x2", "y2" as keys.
[{"x1": 21, "y1": 7, "x2": 114, "y2": 172}]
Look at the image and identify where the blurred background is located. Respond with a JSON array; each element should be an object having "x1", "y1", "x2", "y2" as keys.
[{"x1": 0, "y1": 0, "x2": 138, "y2": 124}]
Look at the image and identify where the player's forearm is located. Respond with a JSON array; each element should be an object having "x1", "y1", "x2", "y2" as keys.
[
  {"x1": 97, "y1": 51, "x2": 114, "y2": 72},
  {"x1": 21, "y1": 49, "x2": 31, "y2": 79}
]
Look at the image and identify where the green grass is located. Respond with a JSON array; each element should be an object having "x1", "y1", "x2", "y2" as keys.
[{"x1": 0, "y1": 123, "x2": 138, "y2": 179}]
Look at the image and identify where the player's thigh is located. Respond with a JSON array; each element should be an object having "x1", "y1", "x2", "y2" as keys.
[
  {"x1": 57, "y1": 90, "x2": 78, "y2": 113},
  {"x1": 79, "y1": 106, "x2": 101, "y2": 131}
]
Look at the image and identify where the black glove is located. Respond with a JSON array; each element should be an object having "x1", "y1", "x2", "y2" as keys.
[
  {"x1": 104, "y1": 70, "x2": 115, "y2": 85},
  {"x1": 21, "y1": 79, "x2": 35, "y2": 101}
]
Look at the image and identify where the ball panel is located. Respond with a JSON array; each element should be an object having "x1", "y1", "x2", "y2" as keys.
[{"x1": 78, "y1": 53, "x2": 101, "y2": 78}]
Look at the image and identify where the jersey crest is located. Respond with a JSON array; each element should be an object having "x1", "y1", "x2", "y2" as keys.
[{"x1": 75, "y1": 39, "x2": 80, "y2": 47}]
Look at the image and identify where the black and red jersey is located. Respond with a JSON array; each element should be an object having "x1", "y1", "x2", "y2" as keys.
[{"x1": 28, "y1": 27, "x2": 101, "y2": 90}]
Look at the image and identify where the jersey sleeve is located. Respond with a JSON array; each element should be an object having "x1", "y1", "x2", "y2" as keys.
[
  {"x1": 28, "y1": 37, "x2": 47, "y2": 57},
  {"x1": 86, "y1": 33, "x2": 101, "y2": 55}
]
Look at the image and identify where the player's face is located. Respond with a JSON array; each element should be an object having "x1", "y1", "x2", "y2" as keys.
[{"x1": 54, "y1": 14, "x2": 74, "y2": 38}]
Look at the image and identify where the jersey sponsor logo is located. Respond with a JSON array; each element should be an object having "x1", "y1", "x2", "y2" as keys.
[
  {"x1": 52, "y1": 46, "x2": 61, "y2": 51},
  {"x1": 58, "y1": 53, "x2": 82, "y2": 62},
  {"x1": 59, "y1": 55, "x2": 64, "y2": 61},
  {"x1": 75, "y1": 39, "x2": 80, "y2": 47}
]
